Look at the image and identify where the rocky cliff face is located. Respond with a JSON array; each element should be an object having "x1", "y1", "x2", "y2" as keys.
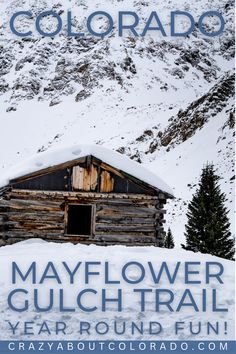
[
  {"x1": 120, "y1": 73, "x2": 235, "y2": 159},
  {"x1": 0, "y1": 0, "x2": 234, "y2": 111}
]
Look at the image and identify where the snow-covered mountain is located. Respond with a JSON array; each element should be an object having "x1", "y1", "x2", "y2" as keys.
[{"x1": 0, "y1": 0, "x2": 234, "y2": 246}]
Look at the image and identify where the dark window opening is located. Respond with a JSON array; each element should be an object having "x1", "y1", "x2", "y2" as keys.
[{"x1": 67, "y1": 205, "x2": 92, "y2": 235}]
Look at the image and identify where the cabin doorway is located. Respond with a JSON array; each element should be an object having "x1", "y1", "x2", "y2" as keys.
[{"x1": 66, "y1": 204, "x2": 93, "y2": 236}]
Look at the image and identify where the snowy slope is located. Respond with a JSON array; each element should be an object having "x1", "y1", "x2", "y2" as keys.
[
  {"x1": 0, "y1": 0, "x2": 234, "y2": 246},
  {"x1": 0, "y1": 240, "x2": 234, "y2": 340}
]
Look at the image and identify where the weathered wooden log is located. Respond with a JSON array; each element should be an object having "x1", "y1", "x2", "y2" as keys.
[
  {"x1": 3, "y1": 237, "x2": 158, "y2": 247},
  {"x1": 96, "y1": 216, "x2": 155, "y2": 224},
  {"x1": 95, "y1": 224, "x2": 155, "y2": 232},
  {"x1": 73, "y1": 199, "x2": 158, "y2": 207},
  {"x1": 0, "y1": 231, "x2": 157, "y2": 246},
  {"x1": 0, "y1": 215, "x2": 8, "y2": 223},
  {"x1": 96, "y1": 207, "x2": 156, "y2": 218},
  {"x1": 95, "y1": 231, "x2": 154, "y2": 237},
  {"x1": 96, "y1": 209, "x2": 164, "y2": 219},
  {"x1": 9, "y1": 189, "x2": 159, "y2": 201},
  {"x1": 0, "y1": 205, "x2": 9, "y2": 212},
  {"x1": 0, "y1": 230, "x2": 65, "y2": 238},
  {"x1": 96, "y1": 204, "x2": 155, "y2": 212},
  {"x1": 94, "y1": 234, "x2": 156, "y2": 242},
  {"x1": 6, "y1": 222, "x2": 64, "y2": 231},
  {"x1": 97, "y1": 213, "x2": 156, "y2": 221},
  {"x1": 0, "y1": 198, "x2": 62, "y2": 212},
  {"x1": 5, "y1": 212, "x2": 64, "y2": 223}
]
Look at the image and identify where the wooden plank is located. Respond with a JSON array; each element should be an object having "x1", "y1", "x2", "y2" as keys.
[
  {"x1": 90, "y1": 165, "x2": 98, "y2": 190},
  {"x1": 93, "y1": 160, "x2": 125, "y2": 179},
  {"x1": 100, "y1": 171, "x2": 114, "y2": 193},
  {"x1": 71, "y1": 165, "x2": 99, "y2": 191},
  {"x1": 84, "y1": 167, "x2": 91, "y2": 191},
  {"x1": 72, "y1": 166, "x2": 84, "y2": 190}
]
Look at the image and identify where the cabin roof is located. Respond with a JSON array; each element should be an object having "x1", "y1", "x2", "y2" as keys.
[{"x1": 0, "y1": 144, "x2": 174, "y2": 196}]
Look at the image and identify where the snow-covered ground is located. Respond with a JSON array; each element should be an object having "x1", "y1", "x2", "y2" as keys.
[{"x1": 0, "y1": 239, "x2": 234, "y2": 340}]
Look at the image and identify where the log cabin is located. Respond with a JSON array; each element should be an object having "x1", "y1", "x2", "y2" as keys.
[{"x1": 0, "y1": 145, "x2": 174, "y2": 247}]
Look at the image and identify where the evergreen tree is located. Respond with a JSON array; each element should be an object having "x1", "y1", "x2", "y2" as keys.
[
  {"x1": 164, "y1": 228, "x2": 175, "y2": 249},
  {"x1": 182, "y1": 163, "x2": 234, "y2": 260}
]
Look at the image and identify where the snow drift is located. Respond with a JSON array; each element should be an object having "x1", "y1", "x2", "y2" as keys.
[{"x1": 0, "y1": 240, "x2": 234, "y2": 340}]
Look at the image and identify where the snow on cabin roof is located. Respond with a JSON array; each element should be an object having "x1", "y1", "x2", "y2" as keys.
[{"x1": 0, "y1": 144, "x2": 174, "y2": 196}]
